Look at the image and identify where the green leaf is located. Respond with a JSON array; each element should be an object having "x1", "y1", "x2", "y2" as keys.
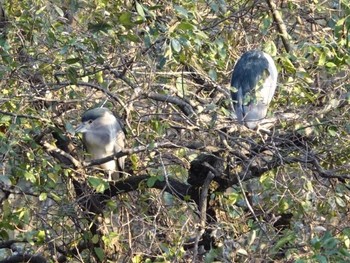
[
  {"x1": 335, "y1": 196, "x2": 346, "y2": 207},
  {"x1": 36, "y1": 5, "x2": 47, "y2": 15},
  {"x1": 130, "y1": 153, "x2": 139, "y2": 170},
  {"x1": 194, "y1": 30, "x2": 209, "y2": 39},
  {"x1": 147, "y1": 176, "x2": 157, "y2": 188},
  {"x1": 177, "y1": 21, "x2": 194, "y2": 31},
  {"x1": 270, "y1": 232, "x2": 295, "y2": 253},
  {"x1": 65, "y1": 58, "x2": 80, "y2": 64},
  {"x1": 0, "y1": 230, "x2": 9, "y2": 240},
  {"x1": 327, "y1": 127, "x2": 337, "y2": 137},
  {"x1": 94, "y1": 247, "x2": 105, "y2": 261},
  {"x1": 174, "y1": 5, "x2": 188, "y2": 19},
  {"x1": 0, "y1": 115, "x2": 11, "y2": 123},
  {"x1": 119, "y1": 12, "x2": 134, "y2": 28},
  {"x1": 147, "y1": 176, "x2": 163, "y2": 187},
  {"x1": 318, "y1": 52, "x2": 326, "y2": 66},
  {"x1": 236, "y1": 248, "x2": 248, "y2": 256},
  {"x1": 175, "y1": 77, "x2": 187, "y2": 95},
  {"x1": 39, "y1": 193, "x2": 47, "y2": 201},
  {"x1": 88, "y1": 177, "x2": 109, "y2": 193},
  {"x1": 278, "y1": 199, "x2": 290, "y2": 211},
  {"x1": 88, "y1": 22, "x2": 112, "y2": 32},
  {"x1": 263, "y1": 41, "x2": 277, "y2": 56},
  {"x1": 171, "y1": 39, "x2": 181, "y2": 53},
  {"x1": 314, "y1": 255, "x2": 327, "y2": 263},
  {"x1": 36, "y1": 230, "x2": 46, "y2": 243},
  {"x1": 50, "y1": 192, "x2": 62, "y2": 202},
  {"x1": 281, "y1": 57, "x2": 296, "y2": 73},
  {"x1": 132, "y1": 254, "x2": 143, "y2": 263},
  {"x1": 124, "y1": 33, "x2": 140, "y2": 43},
  {"x1": 325, "y1": 62, "x2": 337, "y2": 68},
  {"x1": 208, "y1": 68, "x2": 217, "y2": 81},
  {"x1": 136, "y1": 2, "x2": 145, "y2": 18},
  {"x1": 24, "y1": 170, "x2": 36, "y2": 183},
  {"x1": 95, "y1": 71, "x2": 103, "y2": 84},
  {"x1": 66, "y1": 67, "x2": 78, "y2": 84},
  {"x1": 53, "y1": 5, "x2": 64, "y2": 17},
  {"x1": 92, "y1": 234, "x2": 100, "y2": 244},
  {"x1": 0, "y1": 175, "x2": 11, "y2": 185},
  {"x1": 157, "y1": 56, "x2": 167, "y2": 69}
]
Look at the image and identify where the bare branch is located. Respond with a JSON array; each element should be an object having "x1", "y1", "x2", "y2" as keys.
[
  {"x1": 0, "y1": 254, "x2": 47, "y2": 263},
  {"x1": 147, "y1": 92, "x2": 196, "y2": 117},
  {"x1": 0, "y1": 110, "x2": 50, "y2": 122}
]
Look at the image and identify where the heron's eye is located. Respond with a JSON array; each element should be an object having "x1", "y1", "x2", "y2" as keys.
[{"x1": 88, "y1": 120, "x2": 93, "y2": 124}]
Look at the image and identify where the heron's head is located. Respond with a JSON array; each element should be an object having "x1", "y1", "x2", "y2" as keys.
[{"x1": 75, "y1": 107, "x2": 116, "y2": 134}]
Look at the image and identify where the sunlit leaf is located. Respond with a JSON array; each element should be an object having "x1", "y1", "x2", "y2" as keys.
[
  {"x1": 95, "y1": 71, "x2": 103, "y2": 84},
  {"x1": 281, "y1": 56, "x2": 296, "y2": 73},
  {"x1": 35, "y1": 5, "x2": 47, "y2": 15},
  {"x1": 37, "y1": 230, "x2": 46, "y2": 243},
  {"x1": 136, "y1": 2, "x2": 145, "y2": 18},
  {"x1": 264, "y1": 41, "x2": 277, "y2": 56},
  {"x1": 177, "y1": 21, "x2": 194, "y2": 31},
  {"x1": 53, "y1": 5, "x2": 64, "y2": 17},
  {"x1": 88, "y1": 177, "x2": 109, "y2": 193},
  {"x1": 24, "y1": 170, "x2": 36, "y2": 183},
  {"x1": 174, "y1": 5, "x2": 188, "y2": 18},
  {"x1": 237, "y1": 248, "x2": 248, "y2": 256},
  {"x1": 119, "y1": 12, "x2": 134, "y2": 28},
  {"x1": 208, "y1": 68, "x2": 217, "y2": 81},
  {"x1": 325, "y1": 62, "x2": 337, "y2": 68},
  {"x1": 171, "y1": 39, "x2": 181, "y2": 53},
  {"x1": 39, "y1": 193, "x2": 47, "y2": 201},
  {"x1": 335, "y1": 196, "x2": 346, "y2": 207}
]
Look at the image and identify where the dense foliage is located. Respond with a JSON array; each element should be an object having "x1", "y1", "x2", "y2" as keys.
[{"x1": 0, "y1": 0, "x2": 349, "y2": 262}]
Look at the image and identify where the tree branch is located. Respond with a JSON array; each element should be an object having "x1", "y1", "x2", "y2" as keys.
[
  {"x1": 0, "y1": 254, "x2": 47, "y2": 263},
  {"x1": 266, "y1": 0, "x2": 293, "y2": 53},
  {"x1": 148, "y1": 92, "x2": 196, "y2": 117}
]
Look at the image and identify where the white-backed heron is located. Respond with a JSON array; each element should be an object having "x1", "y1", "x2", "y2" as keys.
[
  {"x1": 231, "y1": 50, "x2": 278, "y2": 129},
  {"x1": 75, "y1": 107, "x2": 126, "y2": 180}
]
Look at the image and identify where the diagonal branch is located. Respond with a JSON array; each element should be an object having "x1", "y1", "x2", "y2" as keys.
[{"x1": 266, "y1": 0, "x2": 293, "y2": 53}]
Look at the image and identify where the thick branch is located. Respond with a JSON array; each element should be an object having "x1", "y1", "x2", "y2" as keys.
[
  {"x1": 0, "y1": 110, "x2": 50, "y2": 122},
  {"x1": 41, "y1": 141, "x2": 81, "y2": 168},
  {"x1": 148, "y1": 92, "x2": 196, "y2": 117},
  {"x1": 193, "y1": 167, "x2": 215, "y2": 260},
  {"x1": 266, "y1": 0, "x2": 293, "y2": 53},
  {"x1": 0, "y1": 254, "x2": 47, "y2": 263},
  {"x1": 54, "y1": 81, "x2": 126, "y2": 109},
  {"x1": 107, "y1": 174, "x2": 192, "y2": 201}
]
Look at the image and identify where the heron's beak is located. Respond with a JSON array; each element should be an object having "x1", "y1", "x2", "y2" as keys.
[{"x1": 75, "y1": 123, "x2": 88, "y2": 133}]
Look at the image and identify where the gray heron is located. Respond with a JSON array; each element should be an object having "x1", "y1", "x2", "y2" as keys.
[
  {"x1": 231, "y1": 50, "x2": 278, "y2": 129},
  {"x1": 75, "y1": 107, "x2": 126, "y2": 180}
]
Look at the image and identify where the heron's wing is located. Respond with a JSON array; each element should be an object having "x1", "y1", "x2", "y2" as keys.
[{"x1": 114, "y1": 119, "x2": 126, "y2": 171}]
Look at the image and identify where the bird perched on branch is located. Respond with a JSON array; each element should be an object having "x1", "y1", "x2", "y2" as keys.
[
  {"x1": 231, "y1": 50, "x2": 278, "y2": 129},
  {"x1": 75, "y1": 107, "x2": 126, "y2": 180}
]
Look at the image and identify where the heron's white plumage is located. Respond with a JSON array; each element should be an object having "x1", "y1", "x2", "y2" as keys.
[
  {"x1": 76, "y1": 108, "x2": 126, "y2": 180},
  {"x1": 230, "y1": 50, "x2": 278, "y2": 129}
]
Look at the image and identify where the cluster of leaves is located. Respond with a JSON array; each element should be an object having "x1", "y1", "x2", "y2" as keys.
[{"x1": 0, "y1": 0, "x2": 349, "y2": 262}]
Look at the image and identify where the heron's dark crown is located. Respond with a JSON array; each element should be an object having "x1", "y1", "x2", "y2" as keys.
[{"x1": 81, "y1": 107, "x2": 113, "y2": 122}]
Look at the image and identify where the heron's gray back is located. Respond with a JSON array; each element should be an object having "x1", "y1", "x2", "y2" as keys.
[
  {"x1": 231, "y1": 50, "x2": 270, "y2": 103},
  {"x1": 230, "y1": 50, "x2": 277, "y2": 128}
]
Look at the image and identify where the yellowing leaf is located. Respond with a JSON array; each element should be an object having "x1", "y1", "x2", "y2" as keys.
[{"x1": 39, "y1": 193, "x2": 47, "y2": 201}]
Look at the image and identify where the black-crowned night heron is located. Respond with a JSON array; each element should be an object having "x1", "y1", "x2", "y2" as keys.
[
  {"x1": 231, "y1": 50, "x2": 278, "y2": 129},
  {"x1": 75, "y1": 107, "x2": 126, "y2": 180}
]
